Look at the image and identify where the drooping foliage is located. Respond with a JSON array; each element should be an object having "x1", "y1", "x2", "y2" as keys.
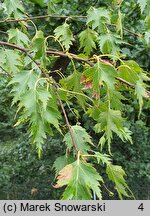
[{"x1": 0, "y1": 0, "x2": 149, "y2": 199}]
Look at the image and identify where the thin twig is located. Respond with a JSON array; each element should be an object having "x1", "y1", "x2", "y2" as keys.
[
  {"x1": 0, "y1": 65, "x2": 13, "y2": 78},
  {"x1": 108, "y1": 23, "x2": 141, "y2": 37},
  {"x1": 0, "y1": 30, "x2": 8, "y2": 35},
  {"x1": 0, "y1": 41, "x2": 28, "y2": 52},
  {"x1": 46, "y1": 50, "x2": 93, "y2": 66},
  {"x1": 0, "y1": 41, "x2": 93, "y2": 66},
  {"x1": 123, "y1": 27, "x2": 142, "y2": 37},
  {"x1": 55, "y1": 86, "x2": 78, "y2": 153},
  {"x1": 0, "y1": 14, "x2": 87, "y2": 23},
  {"x1": 115, "y1": 77, "x2": 134, "y2": 88}
]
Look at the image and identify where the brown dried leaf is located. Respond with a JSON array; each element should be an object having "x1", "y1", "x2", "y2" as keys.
[
  {"x1": 82, "y1": 80, "x2": 93, "y2": 90},
  {"x1": 101, "y1": 59, "x2": 113, "y2": 66},
  {"x1": 92, "y1": 91, "x2": 100, "y2": 100},
  {"x1": 53, "y1": 164, "x2": 73, "y2": 188},
  {"x1": 80, "y1": 75, "x2": 87, "y2": 84}
]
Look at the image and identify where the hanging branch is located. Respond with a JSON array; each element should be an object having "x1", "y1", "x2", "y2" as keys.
[
  {"x1": 0, "y1": 41, "x2": 92, "y2": 65},
  {"x1": 0, "y1": 41, "x2": 149, "y2": 97},
  {"x1": 0, "y1": 41, "x2": 79, "y2": 154},
  {"x1": 54, "y1": 85, "x2": 78, "y2": 153}
]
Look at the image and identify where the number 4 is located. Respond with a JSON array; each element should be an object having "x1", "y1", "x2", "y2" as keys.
[{"x1": 138, "y1": 203, "x2": 144, "y2": 211}]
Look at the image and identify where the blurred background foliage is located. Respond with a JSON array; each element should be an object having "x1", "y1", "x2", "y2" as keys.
[{"x1": 0, "y1": 0, "x2": 150, "y2": 199}]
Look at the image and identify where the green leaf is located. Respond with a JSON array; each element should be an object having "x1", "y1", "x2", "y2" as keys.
[
  {"x1": 110, "y1": 90, "x2": 127, "y2": 110},
  {"x1": 87, "y1": 7, "x2": 110, "y2": 32},
  {"x1": 60, "y1": 71, "x2": 86, "y2": 108},
  {"x1": 54, "y1": 23, "x2": 74, "y2": 50},
  {"x1": 94, "y1": 152, "x2": 112, "y2": 165},
  {"x1": 9, "y1": 70, "x2": 38, "y2": 104},
  {"x1": 94, "y1": 109, "x2": 132, "y2": 153},
  {"x1": 99, "y1": 33, "x2": 122, "y2": 55},
  {"x1": 31, "y1": 30, "x2": 47, "y2": 65},
  {"x1": 55, "y1": 160, "x2": 103, "y2": 200},
  {"x1": 4, "y1": 0, "x2": 24, "y2": 18},
  {"x1": 20, "y1": 87, "x2": 61, "y2": 145},
  {"x1": 42, "y1": 106, "x2": 61, "y2": 132},
  {"x1": 20, "y1": 88, "x2": 50, "y2": 117},
  {"x1": 113, "y1": 0, "x2": 123, "y2": 6},
  {"x1": 28, "y1": 0, "x2": 46, "y2": 7},
  {"x1": 53, "y1": 155, "x2": 75, "y2": 176},
  {"x1": 31, "y1": 30, "x2": 45, "y2": 58},
  {"x1": 137, "y1": 0, "x2": 148, "y2": 13},
  {"x1": 116, "y1": 9, "x2": 123, "y2": 38},
  {"x1": 7, "y1": 28, "x2": 30, "y2": 48},
  {"x1": 87, "y1": 101, "x2": 108, "y2": 120},
  {"x1": 10, "y1": 74, "x2": 61, "y2": 153},
  {"x1": 145, "y1": 30, "x2": 150, "y2": 44},
  {"x1": 17, "y1": 89, "x2": 49, "y2": 144},
  {"x1": 145, "y1": 12, "x2": 150, "y2": 29},
  {"x1": 135, "y1": 80, "x2": 147, "y2": 117},
  {"x1": 47, "y1": 0, "x2": 56, "y2": 14},
  {"x1": 1, "y1": 49, "x2": 22, "y2": 74},
  {"x1": 63, "y1": 125, "x2": 93, "y2": 154},
  {"x1": 79, "y1": 28, "x2": 98, "y2": 55},
  {"x1": 118, "y1": 60, "x2": 143, "y2": 84},
  {"x1": 106, "y1": 164, "x2": 131, "y2": 199}
]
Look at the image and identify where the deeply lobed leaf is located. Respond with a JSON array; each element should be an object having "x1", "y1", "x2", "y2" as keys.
[
  {"x1": 106, "y1": 164, "x2": 131, "y2": 199},
  {"x1": 54, "y1": 23, "x2": 74, "y2": 50},
  {"x1": 79, "y1": 28, "x2": 98, "y2": 55},
  {"x1": 63, "y1": 125, "x2": 93, "y2": 154},
  {"x1": 87, "y1": 7, "x2": 110, "y2": 32},
  {"x1": 54, "y1": 159, "x2": 103, "y2": 200},
  {"x1": 94, "y1": 108, "x2": 132, "y2": 153}
]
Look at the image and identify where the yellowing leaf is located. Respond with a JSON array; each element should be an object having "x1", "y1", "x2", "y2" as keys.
[
  {"x1": 53, "y1": 155, "x2": 75, "y2": 176},
  {"x1": 53, "y1": 164, "x2": 73, "y2": 188}
]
